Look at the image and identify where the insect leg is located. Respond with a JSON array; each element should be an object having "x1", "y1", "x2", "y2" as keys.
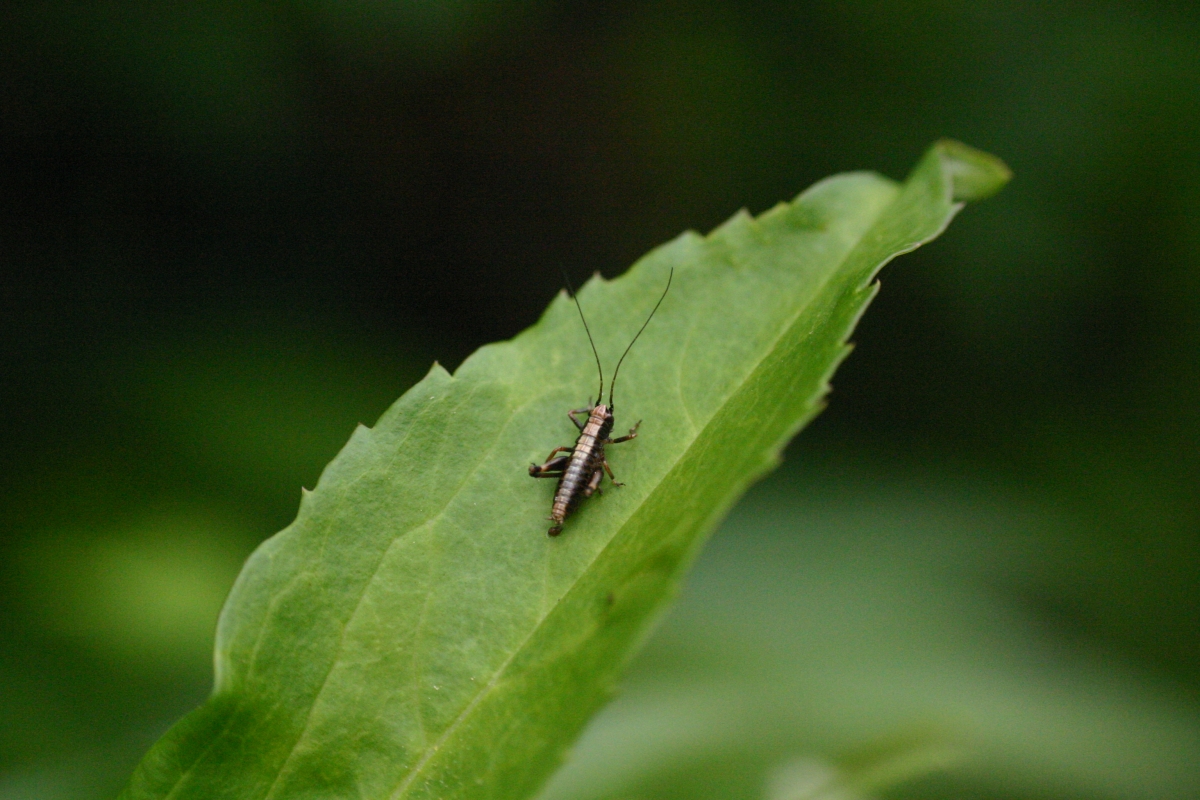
[
  {"x1": 568, "y1": 408, "x2": 591, "y2": 431},
  {"x1": 582, "y1": 467, "x2": 604, "y2": 497},
  {"x1": 529, "y1": 454, "x2": 571, "y2": 477},
  {"x1": 601, "y1": 458, "x2": 624, "y2": 487},
  {"x1": 609, "y1": 419, "x2": 642, "y2": 444}
]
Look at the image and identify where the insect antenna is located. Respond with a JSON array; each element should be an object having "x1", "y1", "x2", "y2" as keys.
[
  {"x1": 609, "y1": 266, "x2": 673, "y2": 409},
  {"x1": 563, "y1": 270, "x2": 605, "y2": 406}
]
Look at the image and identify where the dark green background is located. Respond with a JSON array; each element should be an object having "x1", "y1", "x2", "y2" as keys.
[{"x1": 2, "y1": 2, "x2": 1196, "y2": 798}]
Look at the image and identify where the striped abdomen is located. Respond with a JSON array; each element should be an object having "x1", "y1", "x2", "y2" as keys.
[{"x1": 551, "y1": 405, "x2": 613, "y2": 528}]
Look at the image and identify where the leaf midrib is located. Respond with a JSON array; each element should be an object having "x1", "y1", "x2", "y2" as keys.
[
  {"x1": 259, "y1": 389, "x2": 539, "y2": 800},
  {"x1": 158, "y1": 377, "x2": 510, "y2": 799}
]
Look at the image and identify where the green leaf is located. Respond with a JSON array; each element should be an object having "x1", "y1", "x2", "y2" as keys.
[{"x1": 120, "y1": 140, "x2": 1008, "y2": 800}]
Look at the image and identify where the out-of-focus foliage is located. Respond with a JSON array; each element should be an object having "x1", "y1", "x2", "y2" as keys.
[
  {"x1": 1, "y1": 2, "x2": 1197, "y2": 799},
  {"x1": 541, "y1": 469, "x2": 1200, "y2": 800}
]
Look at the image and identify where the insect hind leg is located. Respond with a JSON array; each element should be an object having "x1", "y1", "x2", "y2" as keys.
[
  {"x1": 529, "y1": 454, "x2": 571, "y2": 477},
  {"x1": 601, "y1": 458, "x2": 624, "y2": 487},
  {"x1": 583, "y1": 467, "x2": 604, "y2": 497}
]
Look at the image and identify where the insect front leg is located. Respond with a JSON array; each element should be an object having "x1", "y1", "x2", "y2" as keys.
[
  {"x1": 609, "y1": 419, "x2": 642, "y2": 444},
  {"x1": 568, "y1": 408, "x2": 592, "y2": 431},
  {"x1": 529, "y1": 452, "x2": 571, "y2": 477}
]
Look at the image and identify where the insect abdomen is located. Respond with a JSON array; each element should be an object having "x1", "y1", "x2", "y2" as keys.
[{"x1": 549, "y1": 407, "x2": 610, "y2": 533}]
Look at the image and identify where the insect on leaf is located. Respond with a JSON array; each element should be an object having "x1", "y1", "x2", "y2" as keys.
[{"x1": 121, "y1": 140, "x2": 1010, "y2": 800}]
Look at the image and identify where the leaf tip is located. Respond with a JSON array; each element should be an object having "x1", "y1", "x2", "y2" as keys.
[{"x1": 933, "y1": 139, "x2": 1011, "y2": 202}]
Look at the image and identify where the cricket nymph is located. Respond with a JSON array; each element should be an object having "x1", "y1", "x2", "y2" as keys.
[
  {"x1": 529, "y1": 403, "x2": 640, "y2": 536},
  {"x1": 528, "y1": 267, "x2": 670, "y2": 537}
]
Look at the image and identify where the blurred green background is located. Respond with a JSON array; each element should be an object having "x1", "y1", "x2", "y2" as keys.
[{"x1": 1, "y1": 2, "x2": 1197, "y2": 799}]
